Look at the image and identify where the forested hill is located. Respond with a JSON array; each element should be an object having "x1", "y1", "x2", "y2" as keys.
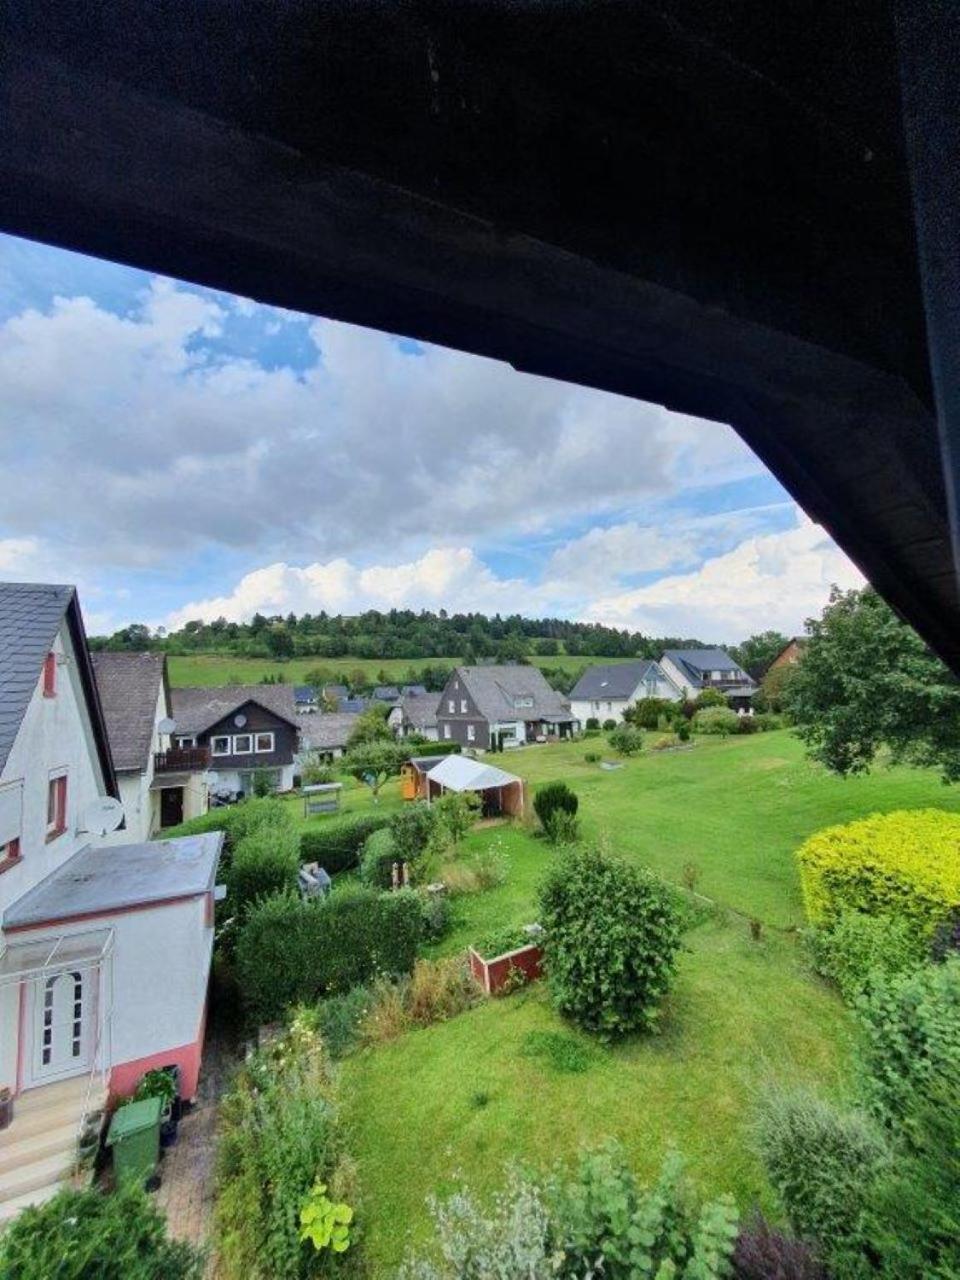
[{"x1": 90, "y1": 608, "x2": 711, "y2": 663}]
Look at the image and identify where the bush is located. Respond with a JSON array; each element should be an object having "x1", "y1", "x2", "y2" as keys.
[
  {"x1": 301, "y1": 753, "x2": 336, "y2": 786},
  {"x1": 428, "y1": 791, "x2": 481, "y2": 853},
  {"x1": 299, "y1": 813, "x2": 391, "y2": 875},
  {"x1": 692, "y1": 706, "x2": 739, "y2": 736},
  {"x1": 796, "y1": 808, "x2": 960, "y2": 938},
  {"x1": 695, "y1": 688, "x2": 728, "y2": 709},
  {"x1": 389, "y1": 803, "x2": 437, "y2": 864},
  {"x1": 625, "y1": 697, "x2": 676, "y2": 730},
  {"x1": 732, "y1": 1214, "x2": 826, "y2": 1280},
  {"x1": 227, "y1": 826, "x2": 301, "y2": 915},
  {"x1": 215, "y1": 1013, "x2": 356, "y2": 1279},
  {"x1": 251, "y1": 767, "x2": 275, "y2": 797},
  {"x1": 543, "y1": 809, "x2": 580, "y2": 846},
  {"x1": 360, "y1": 957, "x2": 481, "y2": 1044},
  {"x1": 931, "y1": 909, "x2": 960, "y2": 962},
  {"x1": 606, "y1": 723, "x2": 644, "y2": 755},
  {"x1": 418, "y1": 890, "x2": 452, "y2": 941},
  {"x1": 676, "y1": 719, "x2": 691, "y2": 742},
  {"x1": 808, "y1": 910, "x2": 926, "y2": 1003},
  {"x1": 602, "y1": 717, "x2": 617, "y2": 731},
  {"x1": 236, "y1": 886, "x2": 423, "y2": 1021},
  {"x1": 753, "y1": 1086, "x2": 887, "y2": 1268},
  {"x1": 540, "y1": 847, "x2": 682, "y2": 1038},
  {"x1": 753, "y1": 712, "x2": 785, "y2": 731},
  {"x1": 584, "y1": 751, "x2": 600, "y2": 763},
  {"x1": 649, "y1": 733, "x2": 681, "y2": 751},
  {"x1": 315, "y1": 987, "x2": 373, "y2": 1060},
  {"x1": 533, "y1": 781, "x2": 579, "y2": 831},
  {"x1": 160, "y1": 795, "x2": 295, "y2": 856},
  {"x1": 854, "y1": 955, "x2": 960, "y2": 1127},
  {"x1": 471, "y1": 842, "x2": 508, "y2": 889},
  {"x1": 0, "y1": 1183, "x2": 204, "y2": 1279},
  {"x1": 359, "y1": 827, "x2": 399, "y2": 889},
  {"x1": 585, "y1": 717, "x2": 600, "y2": 731},
  {"x1": 735, "y1": 714, "x2": 761, "y2": 733}
]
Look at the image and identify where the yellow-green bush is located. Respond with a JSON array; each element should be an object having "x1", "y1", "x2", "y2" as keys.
[{"x1": 797, "y1": 809, "x2": 960, "y2": 935}]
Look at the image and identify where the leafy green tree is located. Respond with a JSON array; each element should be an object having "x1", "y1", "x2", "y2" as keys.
[
  {"x1": 788, "y1": 586, "x2": 960, "y2": 781},
  {"x1": 346, "y1": 703, "x2": 394, "y2": 749},
  {"x1": 264, "y1": 624, "x2": 294, "y2": 659},
  {"x1": 343, "y1": 739, "x2": 408, "y2": 799},
  {"x1": 732, "y1": 630, "x2": 789, "y2": 680}
]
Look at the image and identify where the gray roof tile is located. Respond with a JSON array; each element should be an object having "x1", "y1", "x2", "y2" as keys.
[
  {"x1": 569, "y1": 660, "x2": 661, "y2": 701},
  {"x1": 91, "y1": 651, "x2": 167, "y2": 772},
  {"x1": 452, "y1": 665, "x2": 574, "y2": 723},
  {"x1": 170, "y1": 684, "x2": 299, "y2": 735},
  {"x1": 0, "y1": 582, "x2": 75, "y2": 775}
]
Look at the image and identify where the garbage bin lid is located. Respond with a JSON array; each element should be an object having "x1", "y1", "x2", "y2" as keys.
[{"x1": 107, "y1": 1096, "x2": 162, "y2": 1143}]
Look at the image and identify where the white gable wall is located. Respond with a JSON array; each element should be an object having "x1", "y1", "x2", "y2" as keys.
[{"x1": 659, "y1": 655, "x2": 699, "y2": 697}]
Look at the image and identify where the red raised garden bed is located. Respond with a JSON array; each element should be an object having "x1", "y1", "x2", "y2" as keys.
[{"x1": 468, "y1": 941, "x2": 543, "y2": 995}]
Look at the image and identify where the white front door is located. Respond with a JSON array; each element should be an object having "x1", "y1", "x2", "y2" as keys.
[{"x1": 29, "y1": 967, "x2": 97, "y2": 1085}]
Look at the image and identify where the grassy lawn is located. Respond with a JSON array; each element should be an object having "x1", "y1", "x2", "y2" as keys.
[
  {"x1": 334, "y1": 729, "x2": 960, "y2": 1270},
  {"x1": 166, "y1": 652, "x2": 636, "y2": 687},
  {"x1": 278, "y1": 773, "x2": 404, "y2": 831}
]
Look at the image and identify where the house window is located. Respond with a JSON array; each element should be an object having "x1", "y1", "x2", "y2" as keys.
[
  {"x1": 460, "y1": 699, "x2": 468, "y2": 713},
  {"x1": 513, "y1": 696, "x2": 533, "y2": 709},
  {"x1": 0, "y1": 837, "x2": 20, "y2": 871},
  {"x1": 211, "y1": 735, "x2": 230, "y2": 756},
  {"x1": 46, "y1": 774, "x2": 67, "y2": 840},
  {"x1": 448, "y1": 699, "x2": 455, "y2": 713},
  {"x1": 233, "y1": 734, "x2": 253, "y2": 754},
  {"x1": 175, "y1": 735, "x2": 196, "y2": 749},
  {"x1": 467, "y1": 724, "x2": 476, "y2": 742},
  {"x1": 42, "y1": 652, "x2": 57, "y2": 697},
  {"x1": 254, "y1": 732, "x2": 275, "y2": 753},
  {"x1": 443, "y1": 724, "x2": 451, "y2": 740}
]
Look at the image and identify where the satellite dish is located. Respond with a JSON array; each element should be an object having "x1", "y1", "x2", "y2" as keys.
[
  {"x1": 234, "y1": 713, "x2": 247, "y2": 728},
  {"x1": 81, "y1": 796, "x2": 124, "y2": 837},
  {"x1": 158, "y1": 717, "x2": 177, "y2": 735}
]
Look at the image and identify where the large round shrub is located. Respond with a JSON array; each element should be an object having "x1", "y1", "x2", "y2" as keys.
[
  {"x1": 0, "y1": 1183, "x2": 203, "y2": 1279},
  {"x1": 606, "y1": 723, "x2": 644, "y2": 756},
  {"x1": 692, "y1": 706, "x2": 739, "y2": 736},
  {"x1": 227, "y1": 826, "x2": 300, "y2": 914},
  {"x1": 539, "y1": 847, "x2": 682, "y2": 1037}
]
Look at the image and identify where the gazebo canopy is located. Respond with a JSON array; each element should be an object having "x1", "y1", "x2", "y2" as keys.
[{"x1": 426, "y1": 755, "x2": 521, "y2": 794}]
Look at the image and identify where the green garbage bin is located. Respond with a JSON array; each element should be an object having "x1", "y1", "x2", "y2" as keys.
[{"x1": 107, "y1": 1096, "x2": 162, "y2": 1185}]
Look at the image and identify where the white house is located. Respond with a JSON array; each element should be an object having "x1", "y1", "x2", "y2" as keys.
[
  {"x1": 0, "y1": 584, "x2": 222, "y2": 1223},
  {"x1": 569, "y1": 660, "x2": 682, "y2": 725},
  {"x1": 92, "y1": 651, "x2": 208, "y2": 839},
  {"x1": 388, "y1": 691, "x2": 440, "y2": 741},
  {"x1": 659, "y1": 648, "x2": 758, "y2": 711}
]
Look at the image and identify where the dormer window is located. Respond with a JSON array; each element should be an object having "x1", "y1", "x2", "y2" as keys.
[
  {"x1": 513, "y1": 696, "x2": 534, "y2": 709},
  {"x1": 42, "y1": 652, "x2": 57, "y2": 698}
]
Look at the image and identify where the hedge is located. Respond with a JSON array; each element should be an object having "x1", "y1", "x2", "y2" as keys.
[
  {"x1": 236, "y1": 886, "x2": 423, "y2": 1021},
  {"x1": 797, "y1": 809, "x2": 960, "y2": 937},
  {"x1": 159, "y1": 796, "x2": 295, "y2": 857},
  {"x1": 359, "y1": 827, "x2": 399, "y2": 888},
  {"x1": 299, "y1": 813, "x2": 392, "y2": 875},
  {"x1": 405, "y1": 740, "x2": 462, "y2": 757},
  {"x1": 227, "y1": 826, "x2": 301, "y2": 914}
]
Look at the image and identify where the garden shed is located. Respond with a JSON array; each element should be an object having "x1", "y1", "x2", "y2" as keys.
[{"x1": 425, "y1": 755, "x2": 525, "y2": 818}]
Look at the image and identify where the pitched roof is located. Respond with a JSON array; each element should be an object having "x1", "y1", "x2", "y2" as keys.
[
  {"x1": 372, "y1": 685, "x2": 400, "y2": 701},
  {"x1": 299, "y1": 713, "x2": 358, "y2": 751},
  {"x1": 662, "y1": 648, "x2": 755, "y2": 686},
  {"x1": 568, "y1": 660, "x2": 662, "y2": 701},
  {"x1": 0, "y1": 582, "x2": 117, "y2": 795},
  {"x1": 337, "y1": 696, "x2": 367, "y2": 714},
  {"x1": 401, "y1": 684, "x2": 428, "y2": 696},
  {"x1": 399, "y1": 691, "x2": 439, "y2": 730},
  {"x1": 91, "y1": 651, "x2": 167, "y2": 772},
  {"x1": 426, "y1": 753, "x2": 521, "y2": 792},
  {"x1": 170, "y1": 683, "x2": 299, "y2": 735},
  {"x1": 293, "y1": 685, "x2": 318, "y2": 703},
  {"x1": 452, "y1": 665, "x2": 574, "y2": 723}
]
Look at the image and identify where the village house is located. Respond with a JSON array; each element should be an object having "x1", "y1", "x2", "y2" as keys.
[
  {"x1": 388, "y1": 691, "x2": 440, "y2": 741},
  {"x1": 569, "y1": 659, "x2": 681, "y2": 725},
  {"x1": 293, "y1": 684, "x2": 319, "y2": 713},
  {"x1": 0, "y1": 584, "x2": 222, "y2": 1222},
  {"x1": 767, "y1": 637, "x2": 807, "y2": 672},
  {"x1": 659, "y1": 648, "x2": 759, "y2": 711},
  {"x1": 169, "y1": 684, "x2": 301, "y2": 797},
  {"x1": 92, "y1": 651, "x2": 208, "y2": 837},
  {"x1": 435, "y1": 665, "x2": 578, "y2": 750},
  {"x1": 296, "y1": 712, "x2": 358, "y2": 764}
]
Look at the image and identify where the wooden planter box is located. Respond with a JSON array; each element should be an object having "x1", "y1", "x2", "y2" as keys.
[{"x1": 468, "y1": 942, "x2": 543, "y2": 995}]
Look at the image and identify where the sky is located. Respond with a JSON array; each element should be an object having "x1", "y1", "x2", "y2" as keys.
[{"x1": 0, "y1": 233, "x2": 864, "y2": 642}]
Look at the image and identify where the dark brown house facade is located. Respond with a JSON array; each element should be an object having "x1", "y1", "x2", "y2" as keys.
[{"x1": 170, "y1": 685, "x2": 300, "y2": 795}]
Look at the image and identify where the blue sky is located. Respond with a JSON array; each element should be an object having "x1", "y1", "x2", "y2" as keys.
[{"x1": 0, "y1": 233, "x2": 862, "y2": 640}]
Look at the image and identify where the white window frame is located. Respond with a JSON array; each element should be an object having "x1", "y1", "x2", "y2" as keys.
[
  {"x1": 443, "y1": 724, "x2": 451, "y2": 740},
  {"x1": 254, "y1": 732, "x2": 275, "y2": 754},
  {"x1": 211, "y1": 735, "x2": 231, "y2": 757},
  {"x1": 467, "y1": 724, "x2": 476, "y2": 742},
  {"x1": 460, "y1": 699, "x2": 468, "y2": 713},
  {"x1": 448, "y1": 699, "x2": 455, "y2": 713},
  {"x1": 233, "y1": 733, "x2": 253, "y2": 755},
  {"x1": 175, "y1": 735, "x2": 196, "y2": 749}
]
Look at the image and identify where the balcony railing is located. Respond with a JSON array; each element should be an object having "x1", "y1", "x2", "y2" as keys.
[{"x1": 154, "y1": 746, "x2": 211, "y2": 773}]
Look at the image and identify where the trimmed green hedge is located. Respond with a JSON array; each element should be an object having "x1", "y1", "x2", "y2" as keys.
[
  {"x1": 797, "y1": 809, "x2": 960, "y2": 937},
  {"x1": 227, "y1": 827, "x2": 300, "y2": 914},
  {"x1": 299, "y1": 813, "x2": 392, "y2": 874},
  {"x1": 236, "y1": 886, "x2": 423, "y2": 1021},
  {"x1": 158, "y1": 796, "x2": 295, "y2": 856},
  {"x1": 406, "y1": 740, "x2": 462, "y2": 757},
  {"x1": 359, "y1": 827, "x2": 398, "y2": 888}
]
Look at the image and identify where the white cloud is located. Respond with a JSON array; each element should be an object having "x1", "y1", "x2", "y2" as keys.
[
  {"x1": 0, "y1": 280, "x2": 760, "y2": 573},
  {"x1": 585, "y1": 512, "x2": 864, "y2": 639}
]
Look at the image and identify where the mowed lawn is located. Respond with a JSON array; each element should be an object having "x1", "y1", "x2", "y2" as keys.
[
  {"x1": 338, "y1": 730, "x2": 960, "y2": 1270},
  {"x1": 166, "y1": 651, "x2": 636, "y2": 687}
]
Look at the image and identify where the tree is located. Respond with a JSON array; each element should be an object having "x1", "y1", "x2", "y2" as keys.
[
  {"x1": 788, "y1": 586, "x2": 960, "y2": 781},
  {"x1": 343, "y1": 740, "x2": 408, "y2": 799},
  {"x1": 264, "y1": 624, "x2": 294, "y2": 659},
  {"x1": 346, "y1": 703, "x2": 394, "y2": 749},
  {"x1": 732, "y1": 630, "x2": 789, "y2": 680},
  {"x1": 607, "y1": 723, "x2": 644, "y2": 755}
]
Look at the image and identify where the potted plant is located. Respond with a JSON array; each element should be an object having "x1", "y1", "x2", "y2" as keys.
[
  {"x1": 133, "y1": 1067, "x2": 179, "y2": 1147},
  {"x1": 0, "y1": 1085, "x2": 13, "y2": 1131}
]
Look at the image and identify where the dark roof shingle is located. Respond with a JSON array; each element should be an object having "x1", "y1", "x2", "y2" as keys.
[
  {"x1": 452, "y1": 665, "x2": 574, "y2": 723},
  {"x1": 0, "y1": 582, "x2": 75, "y2": 775},
  {"x1": 170, "y1": 684, "x2": 299, "y2": 735},
  {"x1": 91, "y1": 651, "x2": 167, "y2": 772},
  {"x1": 569, "y1": 660, "x2": 661, "y2": 701}
]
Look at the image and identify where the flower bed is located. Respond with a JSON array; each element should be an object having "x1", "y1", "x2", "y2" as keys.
[{"x1": 468, "y1": 926, "x2": 544, "y2": 995}]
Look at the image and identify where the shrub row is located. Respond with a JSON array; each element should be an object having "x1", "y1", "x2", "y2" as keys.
[
  {"x1": 236, "y1": 887, "x2": 423, "y2": 1022},
  {"x1": 359, "y1": 827, "x2": 398, "y2": 889},
  {"x1": 226, "y1": 825, "x2": 301, "y2": 914},
  {"x1": 797, "y1": 808, "x2": 960, "y2": 938},
  {"x1": 159, "y1": 795, "x2": 295, "y2": 857},
  {"x1": 299, "y1": 813, "x2": 392, "y2": 875}
]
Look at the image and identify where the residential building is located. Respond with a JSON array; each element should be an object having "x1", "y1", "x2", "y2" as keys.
[
  {"x1": 388, "y1": 691, "x2": 440, "y2": 740},
  {"x1": 569, "y1": 660, "x2": 681, "y2": 725},
  {"x1": 371, "y1": 685, "x2": 401, "y2": 705},
  {"x1": 659, "y1": 648, "x2": 758, "y2": 711},
  {"x1": 293, "y1": 684, "x2": 319, "y2": 713},
  {"x1": 169, "y1": 684, "x2": 300, "y2": 796},
  {"x1": 435, "y1": 665, "x2": 578, "y2": 749},
  {"x1": 297, "y1": 713, "x2": 358, "y2": 763},
  {"x1": 768, "y1": 637, "x2": 807, "y2": 672},
  {"x1": 337, "y1": 696, "x2": 368, "y2": 714},
  {"x1": 92, "y1": 651, "x2": 207, "y2": 837},
  {"x1": 0, "y1": 584, "x2": 222, "y2": 1222}
]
